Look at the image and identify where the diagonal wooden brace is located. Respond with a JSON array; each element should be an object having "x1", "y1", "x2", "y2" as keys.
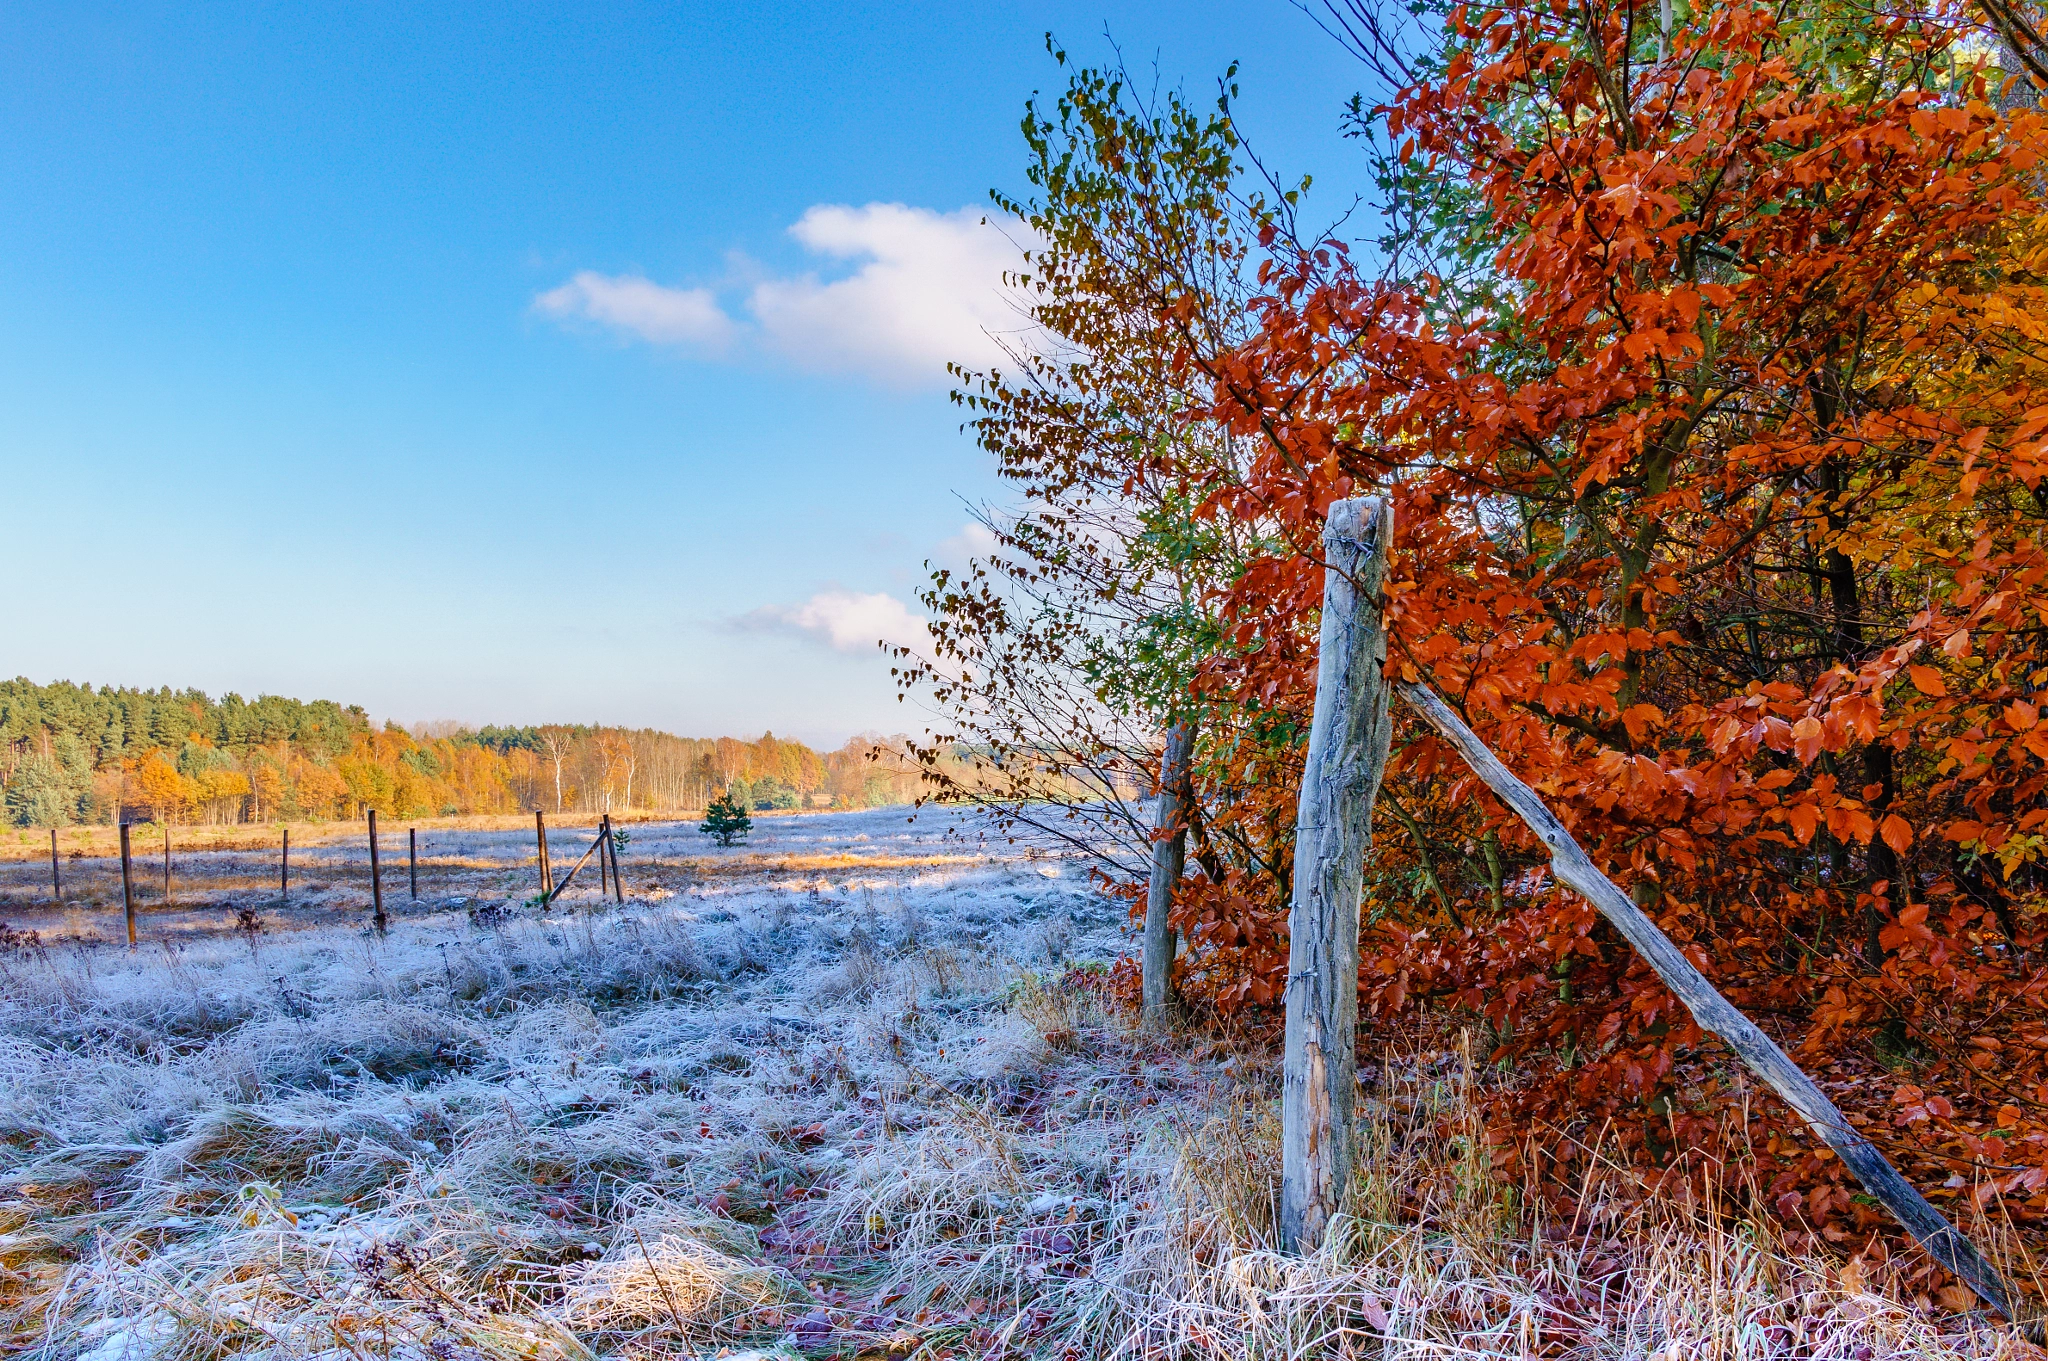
[{"x1": 1400, "y1": 680, "x2": 2037, "y2": 1341}]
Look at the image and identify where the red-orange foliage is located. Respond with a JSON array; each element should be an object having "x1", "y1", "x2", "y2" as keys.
[
  {"x1": 913, "y1": 0, "x2": 2048, "y2": 1285},
  {"x1": 1172, "y1": 0, "x2": 2048, "y2": 1252}
]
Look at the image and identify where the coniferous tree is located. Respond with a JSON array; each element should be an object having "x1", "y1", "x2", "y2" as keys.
[{"x1": 699, "y1": 791, "x2": 751, "y2": 847}]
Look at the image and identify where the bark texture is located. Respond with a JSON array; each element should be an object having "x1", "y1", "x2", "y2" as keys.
[
  {"x1": 1281, "y1": 496, "x2": 1395, "y2": 1254},
  {"x1": 1142, "y1": 721, "x2": 1194, "y2": 1031}
]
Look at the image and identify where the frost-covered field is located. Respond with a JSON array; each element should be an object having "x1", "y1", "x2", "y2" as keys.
[
  {"x1": 0, "y1": 806, "x2": 1069, "y2": 940},
  {"x1": 0, "y1": 808, "x2": 2015, "y2": 1359}
]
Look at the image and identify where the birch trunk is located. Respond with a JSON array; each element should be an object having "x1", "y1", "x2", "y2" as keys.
[{"x1": 1281, "y1": 496, "x2": 1394, "y2": 1254}]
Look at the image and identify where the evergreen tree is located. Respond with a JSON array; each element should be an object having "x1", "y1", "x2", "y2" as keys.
[
  {"x1": 699, "y1": 791, "x2": 751, "y2": 847},
  {"x1": 3, "y1": 753, "x2": 79, "y2": 827}
]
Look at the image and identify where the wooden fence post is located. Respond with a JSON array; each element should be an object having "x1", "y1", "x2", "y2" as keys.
[
  {"x1": 1142, "y1": 722, "x2": 1195, "y2": 1031},
  {"x1": 368, "y1": 809, "x2": 386, "y2": 935},
  {"x1": 281, "y1": 828, "x2": 290, "y2": 905},
  {"x1": 409, "y1": 827, "x2": 419, "y2": 900},
  {"x1": 598, "y1": 815, "x2": 610, "y2": 897},
  {"x1": 1282, "y1": 496, "x2": 1395, "y2": 1254},
  {"x1": 120, "y1": 823, "x2": 137, "y2": 947},
  {"x1": 162, "y1": 825, "x2": 172, "y2": 905},
  {"x1": 50, "y1": 828, "x2": 61, "y2": 903},
  {"x1": 606, "y1": 816, "x2": 625, "y2": 904},
  {"x1": 535, "y1": 811, "x2": 552, "y2": 898},
  {"x1": 1399, "y1": 680, "x2": 2038, "y2": 1339},
  {"x1": 541, "y1": 829, "x2": 602, "y2": 905}
]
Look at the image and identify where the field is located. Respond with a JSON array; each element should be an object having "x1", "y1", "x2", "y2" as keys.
[{"x1": 0, "y1": 808, "x2": 2026, "y2": 1359}]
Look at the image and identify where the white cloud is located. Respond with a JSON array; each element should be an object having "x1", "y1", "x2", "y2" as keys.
[
  {"x1": 743, "y1": 589, "x2": 932, "y2": 656},
  {"x1": 748, "y1": 204, "x2": 1029, "y2": 386},
  {"x1": 533, "y1": 271, "x2": 735, "y2": 349},
  {"x1": 934, "y1": 520, "x2": 1000, "y2": 570},
  {"x1": 535, "y1": 203, "x2": 1033, "y2": 388}
]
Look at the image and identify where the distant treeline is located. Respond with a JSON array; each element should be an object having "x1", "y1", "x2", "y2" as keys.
[{"x1": 0, "y1": 678, "x2": 929, "y2": 827}]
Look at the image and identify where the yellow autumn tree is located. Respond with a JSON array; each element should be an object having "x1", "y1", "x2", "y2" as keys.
[{"x1": 133, "y1": 753, "x2": 196, "y2": 823}]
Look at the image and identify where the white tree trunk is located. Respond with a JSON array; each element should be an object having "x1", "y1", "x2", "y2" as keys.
[{"x1": 1281, "y1": 496, "x2": 1395, "y2": 1254}]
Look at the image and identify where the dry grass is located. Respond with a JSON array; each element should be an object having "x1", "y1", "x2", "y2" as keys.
[
  {"x1": 791, "y1": 1020, "x2": 2029, "y2": 1360},
  {"x1": 0, "y1": 806, "x2": 2033, "y2": 1358}
]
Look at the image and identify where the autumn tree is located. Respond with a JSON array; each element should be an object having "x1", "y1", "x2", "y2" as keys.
[
  {"x1": 134, "y1": 754, "x2": 196, "y2": 824},
  {"x1": 1182, "y1": 0, "x2": 2048, "y2": 1258},
  {"x1": 534, "y1": 725, "x2": 579, "y2": 811},
  {"x1": 905, "y1": 51, "x2": 1281, "y2": 881},
  {"x1": 924, "y1": 0, "x2": 2048, "y2": 1280}
]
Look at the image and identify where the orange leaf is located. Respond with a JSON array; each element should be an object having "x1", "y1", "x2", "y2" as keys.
[
  {"x1": 1880, "y1": 814, "x2": 1913, "y2": 856},
  {"x1": 1906, "y1": 665, "x2": 1947, "y2": 697},
  {"x1": 1621, "y1": 703, "x2": 1664, "y2": 744}
]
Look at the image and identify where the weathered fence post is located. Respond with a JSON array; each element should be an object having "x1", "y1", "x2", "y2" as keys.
[
  {"x1": 1142, "y1": 722, "x2": 1194, "y2": 1031},
  {"x1": 120, "y1": 823, "x2": 137, "y2": 947},
  {"x1": 535, "y1": 811, "x2": 553, "y2": 898},
  {"x1": 606, "y1": 815, "x2": 625, "y2": 904},
  {"x1": 162, "y1": 825, "x2": 172, "y2": 905},
  {"x1": 541, "y1": 826, "x2": 611, "y2": 906},
  {"x1": 280, "y1": 828, "x2": 290, "y2": 906},
  {"x1": 409, "y1": 827, "x2": 419, "y2": 900},
  {"x1": 368, "y1": 809, "x2": 386, "y2": 935},
  {"x1": 1282, "y1": 496, "x2": 1395, "y2": 1254},
  {"x1": 598, "y1": 815, "x2": 610, "y2": 897},
  {"x1": 50, "y1": 829, "x2": 61, "y2": 903},
  {"x1": 1399, "y1": 681, "x2": 2039, "y2": 1339}
]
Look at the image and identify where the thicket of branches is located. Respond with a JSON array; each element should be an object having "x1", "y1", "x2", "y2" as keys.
[{"x1": 906, "y1": 0, "x2": 2048, "y2": 1271}]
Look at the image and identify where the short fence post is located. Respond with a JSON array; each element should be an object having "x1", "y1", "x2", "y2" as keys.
[
  {"x1": 1143, "y1": 723, "x2": 1194, "y2": 1031},
  {"x1": 281, "y1": 828, "x2": 290, "y2": 905},
  {"x1": 1281, "y1": 496, "x2": 1395, "y2": 1255},
  {"x1": 535, "y1": 811, "x2": 552, "y2": 898},
  {"x1": 409, "y1": 827, "x2": 419, "y2": 900},
  {"x1": 120, "y1": 823, "x2": 137, "y2": 947},
  {"x1": 368, "y1": 809, "x2": 386, "y2": 935},
  {"x1": 162, "y1": 825, "x2": 173, "y2": 905},
  {"x1": 50, "y1": 828, "x2": 62, "y2": 904}
]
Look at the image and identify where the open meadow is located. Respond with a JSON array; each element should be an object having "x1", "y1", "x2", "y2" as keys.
[
  {"x1": 13, "y1": 0, "x2": 2048, "y2": 1353},
  {"x1": 0, "y1": 807, "x2": 2021, "y2": 1359}
]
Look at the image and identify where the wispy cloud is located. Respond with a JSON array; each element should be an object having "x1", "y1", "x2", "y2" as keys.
[
  {"x1": 934, "y1": 520, "x2": 1000, "y2": 570},
  {"x1": 741, "y1": 589, "x2": 932, "y2": 655},
  {"x1": 532, "y1": 271, "x2": 735, "y2": 349},
  {"x1": 534, "y1": 204, "x2": 1032, "y2": 387}
]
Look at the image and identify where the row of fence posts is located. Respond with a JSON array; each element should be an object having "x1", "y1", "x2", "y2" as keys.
[{"x1": 57, "y1": 809, "x2": 624, "y2": 947}]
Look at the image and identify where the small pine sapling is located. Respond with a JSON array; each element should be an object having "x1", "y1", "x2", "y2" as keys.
[{"x1": 700, "y1": 792, "x2": 752, "y2": 848}]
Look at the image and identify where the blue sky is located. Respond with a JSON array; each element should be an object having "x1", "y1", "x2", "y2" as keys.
[{"x1": 3, "y1": 2, "x2": 1369, "y2": 746}]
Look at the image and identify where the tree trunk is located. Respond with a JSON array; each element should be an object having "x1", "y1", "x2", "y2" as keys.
[
  {"x1": 1142, "y1": 721, "x2": 1195, "y2": 1031},
  {"x1": 1399, "y1": 681, "x2": 2036, "y2": 1339},
  {"x1": 1281, "y1": 495, "x2": 1395, "y2": 1254}
]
